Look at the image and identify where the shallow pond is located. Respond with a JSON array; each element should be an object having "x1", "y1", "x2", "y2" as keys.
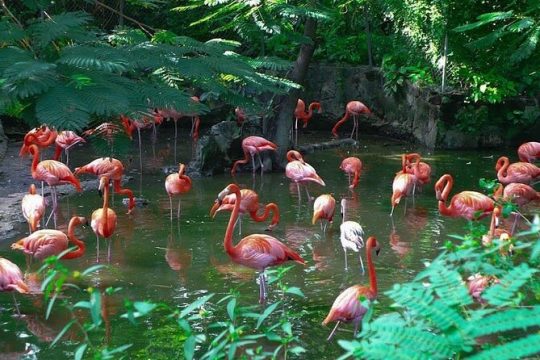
[{"x1": 0, "y1": 126, "x2": 524, "y2": 358}]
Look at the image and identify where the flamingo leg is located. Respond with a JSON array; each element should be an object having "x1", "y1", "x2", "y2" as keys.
[
  {"x1": 66, "y1": 149, "x2": 70, "y2": 167},
  {"x1": 327, "y1": 321, "x2": 341, "y2": 341},
  {"x1": 12, "y1": 293, "x2": 21, "y2": 316},
  {"x1": 353, "y1": 319, "x2": 360, "y2": 337},
  {"x1": 390, "y1": 205, "x2": 395, "y2": 216},
  {"x1": 258, "y1": 153, "x2": 264, "y2": 174},
  {"x1": 137, "y1": 128, "x2": 143, "y2": 176},
  {"x1": 107, "y1": 239, "x2": 112, "y2": 263},
  {"x1": 296, "y1": 182, "x2": 302, "y2": 203},
  {"x1": 258, "y1": 272, "x2": 266, "y2": 304},
  {"x1": 295, "y1": 118, "x2": 298, "y2": 146},
  {"x1": 511, "y1": 212, "x2": 519, "y2": 235},
  {"x1": 344, "y1": 248, "x2": 348, "y2": 270},
  {"x1": 169, "y1": 196, "x2": 173, "y2": 221},
  {"x1": 177, "y1": 198, "x2": 181, "y2": 219},
  {"x1": 96, "y1": 235, "x2": 100, "y2": 263},
  {"x1": 358, "y1": 252, "x2": 365, "y2": 275},
  {"x1": 251, "y1": 153, "x2": 256, "y2": 174},
  {"x1": 304, "y1": 185, "x2": 313, "y2": 202},
  {"x1": 174, "y1": 120, "x2": 178, "y2": 164}
]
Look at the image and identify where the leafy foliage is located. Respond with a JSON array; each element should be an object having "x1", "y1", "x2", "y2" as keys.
[{"x1": 339, "y1": 218, "x2": 540, "y2": 359}]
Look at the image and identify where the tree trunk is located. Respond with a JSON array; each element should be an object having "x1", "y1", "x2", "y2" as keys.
[{"x1": 267, "y1": 17, "x2": 318, "y2": 169}]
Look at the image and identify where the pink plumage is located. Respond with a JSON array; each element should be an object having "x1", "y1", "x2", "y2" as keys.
[{"x1": 517, "y1": 141, "x2": 540, "y2": 163}]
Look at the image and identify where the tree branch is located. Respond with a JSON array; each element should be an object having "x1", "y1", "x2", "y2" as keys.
[{"x1": 93, "y1": 0, "x2": 156, "y2": 37}]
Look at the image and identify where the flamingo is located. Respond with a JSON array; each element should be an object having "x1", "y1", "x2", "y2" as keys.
[
  {"x1": 517, "y1": 141, "x2": 540, "y2": 163},
  {"x1": 340, "y1": 157, "x2": 363, "y2": 190},
  {"x1": 11, "y1": 216, "x2": 87, "y2": 266},
  {"x1": 27, "y1": 143, "x2": 81, "y2": 228},
  {"x1": 331, "y1": 101, "x2": 371, "y2": 140},
  {"x1": 121, "y1": 114, "x2": 155, "y2": 177},
  {"x1": 285, "y1": 150, "x2": 325, "y2": 202},
  {"x1": 502, "y1": 183, "x2": 540, "y2": 234},
  {"x1": 312, "y1": 194, "x2": 336, "y2": 232},
  {"x1": 231, "y1": 136, "x2": 277, "y2": 175},
  {"x1": 293, "y1": 99, "x2": 321, "y2": 145},
  {"x1": 210, "y1": 188, "x2": 280, "y2": 233},
  {"x1": 212, "y1": 183, "x2": 305, "y2": 303},
  {"x1": 339, "y1": 198, "x2": 365, "y2": 273},
  {"x1": 390, "y1": 172, "x2": 415, "y2": 216},
  {"x1": 75, "y1": 157, "x2": 135, "y2": 214},
  {"x1": 322, "y1": 236, "x2": 380, "y2": 340},
  {"x1": 91, "y1": 176, "x2": 117, "y2": 262},
  {"x1": 19, "y1": 125, "x2": 58, "y2": 157},
  {"x1": 481, "y1": 206, "x2": 513, "y2": 255},
  {"x1": 401, "y1": 153, "x2": 431, "y2": 196},
  {"x1": 0, "y1": 257, "x2": 29, "y2": 315},
  {"x1": 435, "y1": 174, "x2": 494, "y2": 220},
  {"x1": 164, "y1": 163, "x2": 192, "y2": 220},
  {"x1": 235, "y1": 107, "x2": 246, "y2": 127},
  {"x1": 53, "y1": 131, "x2": 85, "y2": 166},
  {"x1": 467, "y1": 273, "x2": 499, "y2": 303},
  {"x1": 495, "y1": 156, "x2": 540, "y2": 185},
  {"x1": 21, "y1": 184, "x2": 46, "y2": 233}
]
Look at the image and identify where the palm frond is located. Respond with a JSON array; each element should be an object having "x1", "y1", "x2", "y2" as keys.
[
  {"x1": 58, "y1": 45, "x2": 131, "y2": 73},
  {"x1": 0, "y1": 20, "x2": 27, "y2": 45},
  {"x1": 28, "y1": 11, "x2": 93, "y2": 48},
  {"x1": 35, "y1": 84, "x2": 90, "y2": 131},
  {"x1": 0, "y1": 47, "x2": 34, "y2": 73},
  {"x1": 2, "y1": 60, "x2": 59, "y2": 99}
]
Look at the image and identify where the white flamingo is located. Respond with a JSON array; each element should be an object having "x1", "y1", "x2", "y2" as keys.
[{"x1": 339, "y1": 198, "x2": 365, "y2": 274}]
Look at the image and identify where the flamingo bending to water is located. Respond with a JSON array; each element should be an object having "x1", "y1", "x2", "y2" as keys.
[
  {"x1": 401, "y1": 153, "x2": 431, "y2": 195},
  {"x1": 212, "y1": 184, "x2": 305, "y2": 303},
  {"x1": 339, "y1": 199, "x2": 365, "y2": 273},
  {"x1": 312, "y1": 194, "x2": 336, "y2": 232},
  {"x1": 91, "y1": 176, "x2": 117, "y2": 262},
  {"x1": 517, "y1": 141, "x2": 540, "y2": 163},
  {"x1": 53, "y1": 131, "x2": 85, "y2": 165},
  {"x1": 21, "y1": 184, "x2": 46, "y2": 233},
  {"x1": 293, "y1": 99, "x2": 321, "y2": 145},
  {"x1": 285, "y1": 150, "x2": 325, "y2": 201},
  {"x1": 435, "y1": 174, "x2": 494, "y2": 220},
  {"x1": 27, "y1": 144, "x2": 81, "y2": 228},
  {"x1": 165, "y1": 163, "x2": 192, "y2": 220},
  {"x1": 210, "y1": 188, "x2": 280, "y2": 233},
  {"x1": 322, "y1": 236, "x2": 380, "y2": 340},
  {"x1": 19, "y1": 125, "x2": 58, "y2": 157},
  {"x1": 495, "y1": 156, "x2": 540, "y2": 185},
  {"x1": 75, "y1": 157, "x2": 135, "y2": 214},
  {"x1": 231, "y1": 136, "x2": 277, "y2": 175},
  {"x1": 331, "y1": 101, "x2": 371, "y2": 140},
  {"x1": 12, "y1": 216, "x2": 87, "y2": 265},
  {"x1": 0, "y1": 257, "x2": 29, "y2": 314},
  {"x1": 340, "y1": 157, "x2": 362, "y2": 190},
  {"x1": 390, "y1": 172, "x2": 415, "y2": 216}
]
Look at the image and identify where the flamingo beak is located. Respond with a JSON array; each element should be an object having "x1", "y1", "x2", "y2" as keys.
[
  {"x1": 312, "y1": 211, "x2": 322, "y2": 225},
  {"x1": 209, "y1": 201, "x2": 220, "y2": 218}
]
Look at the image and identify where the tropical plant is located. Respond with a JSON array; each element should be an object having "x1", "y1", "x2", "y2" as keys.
[
  {"x1": 338, "y1": 215, "x2": 540, "y2": 359},
  {"x1": 0, "y1": 4, "x2": 297, "y2": 131}
]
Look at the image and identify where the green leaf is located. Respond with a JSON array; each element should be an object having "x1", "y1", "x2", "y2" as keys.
[
  {"x1": 468, "y1": 333, "x2": 540, "y2": 360},
  {"x1": 184, "y1": 335, "x2": 196, "y2": 360},
  {"x1": 482, "y1": 263, "x2": 537, "y2": 306},
  {"x1": 73, "y1": 301, "x2": 91, "y2": 309},
  {"x1": 35, "y1": 84, "x2": 90, "y2": 131},
  {"x1": 81, "y1": 264, "x2": 106, "y2": 276},
  {"x1": 89, "y1": 290, "x2": 102, "y2": 326},
  {"x1": 28, "y1": 11, "x2": 93, "y2": 48},
  {"x1": 50, "y1": 319, "x2": 75, "y2": 348},
  {"x1": 2, "y1": 61, "x2": 58, "y2": 99},
  {"x1": 453, "y1": 11, "x2": 513, "y2": 32},
  {"x1": 285, "y1": 286, "x2": 305, "y2": 298},
  {"x1": 133, "y1": 301, "x2": 158, "y2": 316},
  {"x1": 45, "y1": 292, "x2": 58, "y2": 320},
  {"x1": 256, "y1": 301, "x2": 280, "y2": 329},
  {"x1": 74, "y1": 343, "x2": 87, "y2": 360},
  {"x1": 179, "y1": 294, "x2": 213, "y2": 318},
  {"x1": 226, "y1": 298, "x2": 236, "y2": 321}
]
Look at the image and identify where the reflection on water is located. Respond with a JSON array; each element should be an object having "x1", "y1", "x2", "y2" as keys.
[{"x1": 1, "y1": 129, "x2": 536, "y2": 358}]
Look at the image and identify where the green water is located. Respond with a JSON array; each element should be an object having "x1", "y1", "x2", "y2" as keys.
[{"x1": 0, "y1": 129, "x2": 517, "y2": 358}]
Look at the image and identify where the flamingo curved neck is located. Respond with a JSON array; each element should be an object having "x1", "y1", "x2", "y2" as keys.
[
  {"x1": 63, "y1": 219, "x2": 85, "y2": 259},
  {"x1": 497, "y1": 158, "x2": 509, "y2": 179},
  {"x1": 30, "y1": 146, "x2": 40, "y2": 176},
  {"x1": 251, "y1": 203, "x2": 279, "y2": 226},
  {"x1": 366, "y1": 242, "x2": 377, "y2": 296},
  {"x1": 224, "y1": 187, "x2": 241, "y2": 257}
]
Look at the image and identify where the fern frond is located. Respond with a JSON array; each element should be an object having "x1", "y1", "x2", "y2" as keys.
[
  {"x1": 247, "y1": 56, "x2": 293, "y2": 71},
  {"x1": 106, "y1": 28, "x2": 148, "y2": 46},
  {"x1": 0, "y1": 47, "x2": 34, "y2": 73},
  {"x1": 35, "y1": 84, "x2": 90, "y2": 131},
  {"x1": 509, "y1": 27, "x2": 539, "y2": 63},
  {"x1": 58, "y1": 45, "x2": 131, "y2": 73},
  {"x1": 428, "y1": 267, "x2": 473, "y2": 307},
  {"x1": 468, "y1": 333, "x2": 540, "y2": 360},
  {"x1": 469, "y1": 306, "x2": 540, "y2": 338},
  {"x1": 2, "y1": 61, "x2": 59, "y2": 98},
  {"x1": 482, "y1": 263, "x2": 537, "y2": 306},
  {"x1": 28, "y1": 11, "x2": 93, "y2": 48},
  {"x1": 0, "y1": 20, "x2": 27, "y2": 44}
]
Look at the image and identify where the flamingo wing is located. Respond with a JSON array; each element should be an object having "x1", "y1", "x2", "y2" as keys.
[
  {"x1": 323, "y1": 285, "x2": 372, "y2": 325},
  {"x1": 16, "y1": 230, "x2": 69, "y2": 260},
  {"x1": 451, "y1": 191, "x2": 494, "y2": 219},
  {"x1": 235, "y1": 234, "x2": 304, "y2": 269}
]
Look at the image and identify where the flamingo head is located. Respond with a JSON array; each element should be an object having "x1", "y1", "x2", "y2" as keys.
[
  {"x1": 286, "y1": 150, "x2": 304, "y2": 164},
  {"x1": 209, "y1": 201, "x2": 220, "y2": 218},
  {"x1": 98, "y1": 176, "x2": 110, "y2": 197},
  {"x1": 366, "y1": 236, "x2": 381, "y2": 256},
  {"x1": 215, "y1": 184, "x2": 239, "y2": 207},
  {"x1": 495, "y1": 157, "x2": 508, "y2": 172}
]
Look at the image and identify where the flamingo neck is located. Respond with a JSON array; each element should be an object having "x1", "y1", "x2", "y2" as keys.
[
  {"x1": 440, "y1": 175, "x2": 453, "y2": 202},
  {"x1": 224, "y1": 188, "x2": 241, "y2": 257},
  {"x1": 30, "y1": 146, "x2": 40, "y2": 176},
  {"x1": 251, "y1": 203, "x2": 280, "y2": 227},
  {"x1": 352, "y1": 170, "x2": 360, "y2": 188},
  {"x1": 231, "y1": 150, "x2": 250, "y2": 174},
  {"x1": 497, "y1": 157, "x2": 510, "y2": 179},
  {"x1": 366, "y1": 242, "x2": 377, "y2": 296},
  {"x1": 53, "y1": 145, "x2": 62, "y2": 161},
  {"x1": 401, "y1": 154, "x2": 407, "y2": 172},
  {"x1": 63, "y1": 218, "x2": 85, "y2": 259},
  {"x1": 331, "y1": 111, "x2": 350, "y2": 136}
]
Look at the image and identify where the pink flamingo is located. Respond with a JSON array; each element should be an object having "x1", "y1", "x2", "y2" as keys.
[
  {"x1": 340, "y1": 157, "x2": 362, "y2": 190},
  {"x1": 21, "y1": 184, "x2": 46, "y2": 233},
  {"x1": 293, "y1": 99, "x2": 321, "y2": 145},
  {"x1": 19, "y1": 125, "x2": 58, "y2": 157},
  {"x1": 390, "y1": 172, "x2": 415, "y2": 216},
  {"x1": 331, "y1": 101, "x2": 371, "y2": 140},
  {"x1": 0, "y1": 257, "x2": 29, "y2": 314},
  {"x1": 481, "y1": 206, "x2": 513, "y2": 255},
  {"x1": 12, "y1": 216, "x2": 87, "y2": 267},
  {"x1": 231, "y1": 136, "x2": 277, "y2": 175},
  {"x1": 164, "y1": 163, "x2": 192, "y2": 220},
  {"x1": 210, "y1": 188, "x2": 280, "y2": 233},
  {"x1": 53, "y1": 131, "x2": 85, "y2": 166},
  {"x1": 75, "y1": 157, "x2": 135, "y2": 214},
  {"x1": 435, "y1": 174, "x2": 494, "y2": 220},
  {"x1": 91, "y1": 176, "x2": 117, "y2": 263},
  {"x1": 285, "y1": 150, "x2": 325, "y2": 202},
  {"x1": 495, "y1": 156, "x2": 540, "y2": 185},
  {"x1": 213, "y1": 183, "x2": 305, "y2": 303},
  {"x1": 312, "y1": 194, "x2": 336, "y2": 232},
  {"x1": 322, "y1": 236, "x2": 380, "y2": 340},
  {"x1": 517, "y1": 141, "x2": 540, "y2": 163},
  {"x1": 27, "y1": 143, "x2": 81, "y2": 228},
  {"x1": 502, "y1": 182, "x2": 540, "y2": 234},
  {"x1": 468, "y1": 273, "x2": 499, "y2": 302},
  {"x1": 401, "y1": 153, "x2": 431, "y2": 196}
]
